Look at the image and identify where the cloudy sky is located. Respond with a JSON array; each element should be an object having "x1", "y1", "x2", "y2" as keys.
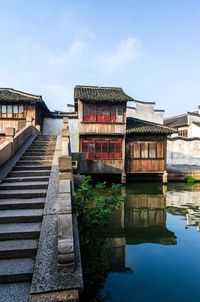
[{"x1": 0, "y1": 0, "x2": 200, "y2": 116}]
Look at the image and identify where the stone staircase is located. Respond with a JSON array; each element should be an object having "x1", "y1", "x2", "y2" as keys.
[{"x1": 0, "y1": 135, "x2": 57, "y2": 287}]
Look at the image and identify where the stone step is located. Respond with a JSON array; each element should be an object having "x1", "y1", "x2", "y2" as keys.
[
  {"x1": 0, "y1": 209, "x2": 43, "y2": 223},
  {"x1": 0, "y1": 198, "x2": 45, "y2": 210},
  {"x1": 0, "y1": 189, "x2": 46, "y2": 199},
  {"x1": 4, "y1": 176, "x2": 49, "y2": 183},
  {"x1": 0, "y1": 282, "x2": 31, "y2": 302},
  {"x1": 21, "y1": 156, "x2": 53, "y2": 160},
  {"x1": 16, "y1": 160, "x2": 53, "y2": 166},
  {"x1": 0, "y1": 222, "x2": 41, "y2": 240},
  {"x1": 9, "y1": 170, "x2": 51, "y2": 177},
  {"x1": 0, "y1": 181, "x2": 48, "y2": 190},
  {"x1": 0, "y1": 258, "x2": 34, "y2": 283},
  {"x1": 13, "y1": 165, "x2": 52, "y2": 171},
  {"x1": 31, "y1": 143, "x2": 56, "y2": 147},
  {"x1": 0, "y1": 239, "x2": 38, "y2": 259},
  {"x1": 24, "y1": 151, "x2": 54, "y2": 156}
]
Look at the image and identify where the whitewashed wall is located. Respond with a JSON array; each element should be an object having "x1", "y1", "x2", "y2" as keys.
[
  {"x1": 42, "y1": 117, "x2": 79, "y2": 152},
  {"x1": 127, "y1": 101, "x2": 164, "y2": 124},
  {"x1": 167, "y1": 138, "x2": 200, "y2": 166}
]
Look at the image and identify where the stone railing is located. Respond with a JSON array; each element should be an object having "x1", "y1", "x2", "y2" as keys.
[
  {"x1": 56, "y1": 117, "x2": 75, "y2": 269},
  {"x1": 0, "y1": 117, "x2": 40, "y2": 167}
]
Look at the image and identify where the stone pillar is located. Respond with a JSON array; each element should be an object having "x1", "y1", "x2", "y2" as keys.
[
  {"x1": 162, "y1": 171, "x2": 168, "y2": 184},
  {"x1": 5, "y1": 127, "x2": 15, "y2": 143},
  {"x1": 121, "y1": 172, "x2": 126, "y2": 184}
]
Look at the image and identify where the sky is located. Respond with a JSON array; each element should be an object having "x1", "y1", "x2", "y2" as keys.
[{"x1": 0, "y1": 0, "x2": 200, "y2": 117}]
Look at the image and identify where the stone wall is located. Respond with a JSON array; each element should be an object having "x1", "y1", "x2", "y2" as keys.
[
  {"x1": 167, "y1": 137, "x2": 200, "y2": 167},
  {"x1": 0, "y1": 135, "x2": 5, "y2": 145}
]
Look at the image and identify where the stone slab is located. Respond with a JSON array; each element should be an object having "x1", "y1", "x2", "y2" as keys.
[
  {"x1": 29, "y1": 289, "x2": 79, "y2": 302},
  {"x1": 0, "y1": 222, "x2": 41, "y2": 240},
  {"x1": 0, "y1": 198, "x2": 45, "y2": 210},
  {"x1": 0, "y1": 282, "x2": 31, "y2": 302},
  {"x1": 59, "y1": 179, "x2": 71, "y2": 194}
]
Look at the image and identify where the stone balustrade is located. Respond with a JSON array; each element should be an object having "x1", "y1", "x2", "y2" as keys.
[
  {"x1": 0, "y1": 117, "x2": 40, "y2": 167},
  {"x1": 56, "y1": 117, "x2": 75, "y2": 270}
]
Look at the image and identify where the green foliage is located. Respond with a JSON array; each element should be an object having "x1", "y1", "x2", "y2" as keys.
[
  {"x1": 74, "y1": 176, "x2": 125, "y2": 301},
  {"x1": 185, "y1": 176, "x2": 197, "y2": 183}
]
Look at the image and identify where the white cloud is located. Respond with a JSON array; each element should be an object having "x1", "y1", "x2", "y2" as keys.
[
  {"x1": 48, "y1": 40, "x2": 83, "y2": 70},
  {"x1": 95, "y1": 37, "x2": 142, "y2": 72}
]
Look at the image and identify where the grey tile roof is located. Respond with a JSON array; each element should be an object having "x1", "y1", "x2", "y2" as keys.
[
  {"x1": 0, "y1": 88, "x2": 43, "y2": 104},
  {"x1": 164, "y1": 114, "x2": 188, "y2": 128},
  {"x1": 74, "y1": 85, "x2": 133, "y2": 102},
  {"x1": 127, "y1": 117, "x2": 176, "y2": 135}
]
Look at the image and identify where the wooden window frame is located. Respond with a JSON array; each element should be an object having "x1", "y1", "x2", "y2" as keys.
[
  {"x1": 131, "y1": 142, "x2": 164, "y2": 160},
  {"x1": 83, "y1": 103, "x2": 124, "y2": 123},
  {"x1": 0, "y1": 105, "x2": 24, "y2": 119},
  {"x1": 82, "y1": 140, "x2": 122, "y2": 159},
  {"x1": 178, "y1": 130, "x2": 188, "y2": 137}
]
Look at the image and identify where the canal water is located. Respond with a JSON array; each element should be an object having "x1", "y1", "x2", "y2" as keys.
[{"x1": 83, "y1": 182, "x2": 200, "y2": 302}]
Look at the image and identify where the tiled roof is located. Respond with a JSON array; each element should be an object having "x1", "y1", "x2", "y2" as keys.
[
  {"x1": 164, "y1": 114, "x2": 188, "y2": 128},
  {"x1": 74, "y1": 85, "x2": 133, "y2": 102},
  {"x1": 0, "y1": 88, "x2": 43, "y2": 104},
  {"x1": 126, "y1": 117, "x2": 176, "y2": 135}
]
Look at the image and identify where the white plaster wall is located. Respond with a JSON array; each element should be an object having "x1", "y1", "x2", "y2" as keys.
[
  {"x1": 127, "y1": 102, "x2": 164, "y2": 124},
  {"x1": 42, "y1": 117, "x2": 79, "y2": 152},
  {"x1": 191, "y1": 123, "x2": 200, "y2": 137},
  {"x1": 167, "y1": 138, "x2": 200, "y2": 166}
]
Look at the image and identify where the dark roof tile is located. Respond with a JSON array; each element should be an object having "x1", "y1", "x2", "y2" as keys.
[
  {"x1": 0, "y1": 88, "x2": 43, "y2": 104},
  {"x1": 74, "y1": 85, "x2": 133, "y2": 102},
  {"x1": 127, "y1": 117, "x2": 176, "y2": 135}
]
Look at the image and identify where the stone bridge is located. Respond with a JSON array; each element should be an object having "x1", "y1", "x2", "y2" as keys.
[{"x1": 0, "y1": 118, "x2": 83, "y2": 302}]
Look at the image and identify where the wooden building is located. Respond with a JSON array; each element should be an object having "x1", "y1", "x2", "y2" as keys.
[
  {"x1": 0, "y1": 88, "x2": 51, "y2": 140},
  {"x1": 74, "y1": 85, "x2": 133, "y2": 180},
  {"x1": 125, "y1": 117, "x2": 175, "y2": 179}
]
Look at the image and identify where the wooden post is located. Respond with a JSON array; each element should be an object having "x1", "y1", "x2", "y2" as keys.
[
  {"x1": 162, "y1": 171, "x2": 168, "y2": 184},
  {"x1": 121, "y1": 172, "x2": 126, "y2": 184},
  {"x1": 5, "y1": 127, "x2": 15, "y2": 143}
]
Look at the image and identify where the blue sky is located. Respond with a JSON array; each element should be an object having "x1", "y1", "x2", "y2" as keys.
[{"x1": 0, "y1": 0, "x2": 200, "y2": 117}]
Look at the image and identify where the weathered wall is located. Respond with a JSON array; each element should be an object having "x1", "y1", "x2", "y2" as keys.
[
  {"x1": 167, "y1": 138, "x2": 200, "y2": 167},
  {"x1": 0, "y1": 142, "x2": 12, "y2": 166},
  {"x1": 42, "y1": 117, "x2": 79, "y2": 152},
  {"x1": 0, "y1": 135, "x2": 5, "y2": 145},
  {"x1": 127, "y1": 101, "x2": 164, "y2": 124}
]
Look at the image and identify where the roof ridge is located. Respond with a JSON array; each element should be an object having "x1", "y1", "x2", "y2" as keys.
[
  {"x1": 75, "y1": 85, "x2": 123, "y2": 90},
  {"x1": 0, "y1": 88, "x2": 41, "y2": 99}
]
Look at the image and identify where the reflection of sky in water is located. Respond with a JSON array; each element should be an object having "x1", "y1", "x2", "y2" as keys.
[{"x1": 98, "y1": 183, "x2": 200, "y2": 302}]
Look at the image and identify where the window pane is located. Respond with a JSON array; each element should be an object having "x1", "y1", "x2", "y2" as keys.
[
  {"x1": 133, "y1": 143, "x2": 140, "y2": 158},
  {"x1": 2, "y1": 105, "x2": 6, "y2": 113},
  {"x1": 13, "y1": 106, "x2": 18, "y2": 114},
  {"x1": 102, "y1": 142, "x2": 108, "y2": 153},
  {"x1": 82, "y1": 142, "x2": 88, "y2": 152},
  {"x1": 104, "y1": 106, "x2": 109, "y2": 116},
  {"x1": 141, "y1": 143, "x2": 148, "y2": 158},
  {"x1": 118, "y1": 106, "x2": 123, "y2": 115},
  {"x1": 7, "y1": 105, "x2": 12, "y2": 114},
  {"x1": 116, "y1": 106, "x2": 123, "y2": 122},
  {"x1": 110, "y1": 143, "x2": 114, "y2": 153},
  {"x1": 89, "y1": 142, "x2": 94, "y2": 153},
  {"x1": 116, "y1": 143, "x2": 121, "y2": 153},
  {"x1": 149, "y1": 142, "x2": 156, "y2": 158},
  {"x1": 96, "y1": 142, "x2": 101, "y2": 153},
  {"x1": 157, "y1": 142, "x2": 164, "y2": 158},
  {"x1": 19, "y1": 106, "x2": 24, "y2": 113},
  {"x1": 84, "y1": 104, "x2": 89, "y2": 115}
]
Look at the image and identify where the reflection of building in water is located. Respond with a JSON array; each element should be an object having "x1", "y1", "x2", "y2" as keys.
[
  {"x1": 167, "y1": 184, "x2": 200, "y2": 231},
  {"x1": 125, "y1": 193, "x2": 176, "y2": 245}
]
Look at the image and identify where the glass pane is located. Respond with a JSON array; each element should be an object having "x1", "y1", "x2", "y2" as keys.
[
  {"x1": 19, "y1": 106, "x2": 24, "y2": 113},
  {"x1": 104, "y1": 106, "x2": 109, "y2": 116},
  {"x1": 13, "y1": 106, "x2": 18, "y2": 114},
  {"x1": 110, "y1": 143, "x2": 114, "y2": 153},
  {"x1": 102, "y1": 143, "x2": 108, "y2": 153},
  {"x1": 2, "y1": 105, "x2": 6, "y2": 113},
  {"x1": 149, "y1": 142, "x2": 156, "y2": 158},
  {"x1": 141, "y1": 143, "x2": 148, "y2": 158},
  {"x1": 90, "y1": 104, "x2": 96, "y2": 114},
  {"x1": 133, "y1": 143, "x2": 140, "y2": 158},
  {"x1": 84, "y1": 104, "x2": 89, "y2": 115},
  {"x1": 89, "y1": 142, "x2": 94, "y2": 153},
  {"x1": 7, "y1": 105, "x2": 12, "y2": 114},
  {"x1": 96, "y1": 142, "x2": 101, "y2": 153},
  {"x1": 116, "y1": 143, "x2": 121, "y2": 153},
  {"x1": 118, "y1": 106, "x2": 123, "y2": 115},
  {"x1": 82, "y1": 142, "x2": 88, "y2": 152},
  {"x1": 157, "y1": 142, "x2": 164, "y2": 158}
]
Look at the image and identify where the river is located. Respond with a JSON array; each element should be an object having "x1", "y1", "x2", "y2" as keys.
[{"x1": 82, "y1": 182, "x2": 200, "y2": 302}]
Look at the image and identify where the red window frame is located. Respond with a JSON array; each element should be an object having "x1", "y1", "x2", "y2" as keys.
[
  {"x1": 83, "y1": 104, "x2": 124, "y2": 123},
  {"x1": 83, "y1": 104, "x2": 96, "y2": 122},
  {"x1": 82, "y1": 140, "x2": 122, "y2": 159}
]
